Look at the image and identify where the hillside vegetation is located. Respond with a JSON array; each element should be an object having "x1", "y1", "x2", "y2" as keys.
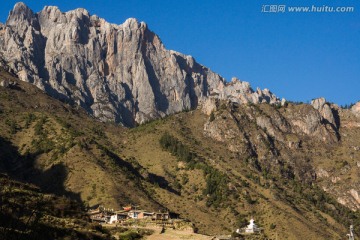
[
  {"x1": 1, "y1": 68, "x2": 360, "y2": 239},
  {"x1": 0, "y1": 173, "x2": 111, "y2": 240}
]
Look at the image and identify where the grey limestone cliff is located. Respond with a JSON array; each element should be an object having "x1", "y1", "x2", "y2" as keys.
[{"x1": 0, "y1": 2, "x2": 280, "y2": 126}]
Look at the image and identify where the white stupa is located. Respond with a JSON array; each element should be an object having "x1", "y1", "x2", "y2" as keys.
[
  {"x1": 245, "y1": 218, "x2": 260, "y2": 233},
  {"x1": 236, "y1": 218, "x2": 261, "y2": 234},
  {"x1": 347, "y1": 225, "x2": 355, "y2": 240}
]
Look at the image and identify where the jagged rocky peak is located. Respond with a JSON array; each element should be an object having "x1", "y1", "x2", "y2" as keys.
[
  {"x1": 210, "y1": 76, "x2": 280, "y2": 105},
  {"x1": 6, "y1": 2, "x2": 35, "y2": 26},
  {"x1": 122, "y1": 17, "x2": 145, "y2": 29},
  {"x1": 311, "y1": 98, "x2": 335, "y2": 124},
  {"x1": 0, "y1": 2, "x2": 281, "y2": 126},
  {"x1": 351, "y1": 101, "x2": 360, "y2": 117},
  {"x1": 311, "y1": 97, "x2": 340, "y2": 131}
]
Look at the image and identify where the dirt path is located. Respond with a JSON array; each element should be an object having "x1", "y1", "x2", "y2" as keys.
[{"x1": 145, "y1": 228, "x2": 213, "y2": 240}]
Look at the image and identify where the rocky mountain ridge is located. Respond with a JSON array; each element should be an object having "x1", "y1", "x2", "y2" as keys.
[{"x1": 0, "y1": 2, "x2": 280, "y2": 126}]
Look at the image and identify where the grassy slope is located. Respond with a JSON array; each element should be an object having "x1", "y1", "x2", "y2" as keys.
[
  {"x1": 1, "y1": 68, "x2": 360, "y2": 239},
  {"x1": 0, "y1": 173, "x2": 110, "y2": 240},
  {"x1": 121, "y1": 109, "x2": 347, "y2": 239}
]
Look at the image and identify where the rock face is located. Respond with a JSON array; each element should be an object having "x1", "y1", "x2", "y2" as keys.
[
  {"x1": 214, "y1": 77, "x2": 279, "y2": 105},
  {"x1": 0, "y1": 3, "x2": 280, "y2": 126},
  {"x1": 286, "y1": 104, "x2": 339, "y2": 142},
  {"x1": 201, "y1": 98, "x2": 219, "y2": 115},
  {"x1": 351, "y1": 102, "x2": 360, "y2": 117},
  {"x1": 204, "y1": 102, "x2": 339, "y2": 155},
  {"x1": 311, "y1": 98, "x2": 338, "y2": 128}
]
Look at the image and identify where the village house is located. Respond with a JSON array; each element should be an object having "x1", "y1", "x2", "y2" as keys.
[
  {"x1": 152, "y1": 211, "x2": 170, "y2": 221},
  {"x1": 128, "y1": 210, "x2": 142, "y2": 219},
  {"x1": 87, "y1": 205, "x2": 172, "y2": 224},
  {"x1": 109, "y1": 212, "x2": 129, "y2": 224},
  {"x1": 139, "y1": 211, "x2": 155, "y2": 219},
  {"x1": 87, "y1": 206, "x2": 114, "y2": 223},
  {"x1": 128, "y1": 210, "x2": 154, "y2": 219}
]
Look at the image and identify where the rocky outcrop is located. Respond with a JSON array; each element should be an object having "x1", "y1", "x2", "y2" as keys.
[
  {"x1": 311, "y1": 97, "x2": 339, "y2": 129},
  {"x1": 0, "y1": 79, "x2": 9, "y2": 88},
  {"x1": 286, "y1": 104, "x2": 338, "y2": 142},
  {"x1": 316, "y1": 168, "x2": 330, "y2": 178},
  {"x1": 203, "y1": 111, "x2": 253, "y2": 155},
  {"x1": 351, "y1": 102, "x2": 360, "y2": 117},
  {"x1": 201, "y1": 98, "x2": 219, "y2": 115},
  {"x1": 0, "y1": 79, "x2": 18, "y2": 88},
  {"x1": 327, "y1": 184, "x2": 360, "y2": 211},
  {"x1": 0, "y1": 3, "x2": 280, "y2": 126},
  {"x1": 214, "y1": 77, "x2": 279, "y2": 104},
  {"x1": 255, "y1": 109, "x2": 291, "y2": 142},
  {"x1": 204, "y1": 103, "x2": 339, "y2": 161}
]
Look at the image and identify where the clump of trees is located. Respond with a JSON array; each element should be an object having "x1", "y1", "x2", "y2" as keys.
[
  {"x1": 159, "y1": 132, "x2": 195, "y2": 163},
  {"x1": 24, "y1": 113, "x2": 37, "y2": 128},
  {"x1": 159, "y1": 132, "x2": 229, "y2": 207},
  {"x1": 203, "y1": 167, "x2": 229, "y2": 207},
  {"x1": 341, "y1": 103, "x2": 355, "y2": 109},
  {"x1": 31, "y1": 116, "x2": 55, "y2": 154},
  {"x1": 5, "y1": 118, "x2": 18, "y2": 134}
]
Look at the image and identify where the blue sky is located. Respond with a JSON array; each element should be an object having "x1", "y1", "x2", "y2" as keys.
[{"x1": 1, "y1": 0, "x2": 359, "y2": 105}]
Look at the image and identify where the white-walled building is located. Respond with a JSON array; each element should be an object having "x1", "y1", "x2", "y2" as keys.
[{"x1": 109, "y1": 213, "x2": 128, "y2": 224}]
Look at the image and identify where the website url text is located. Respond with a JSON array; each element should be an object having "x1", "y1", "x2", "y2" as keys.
[{"x1": 261, "y1": 5, "x2": 355, "y2": 13}]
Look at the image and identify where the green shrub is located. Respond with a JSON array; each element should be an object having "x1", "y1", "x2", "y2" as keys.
[
  {"x1": 34, "y1": 116, "x2": 47, "y2": 136},
  {"x1": 91, "y1": 126, "x2": 106, "y2": 138},
  {"x1": 5, "y1": 118, "x2": 18, "y2": 134},
  {"x1": 209, "y1": 111, "x2": 215, "y2": 122},
  {"x1": 24, "y1": 113, "x2": 37, "y2": 128},
  {"x1": 119, "y1": 231, "x2": 142, "y2": 240},
  {"x1": 270, "y1": 223, "x2": 276, "y2": 229}
]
